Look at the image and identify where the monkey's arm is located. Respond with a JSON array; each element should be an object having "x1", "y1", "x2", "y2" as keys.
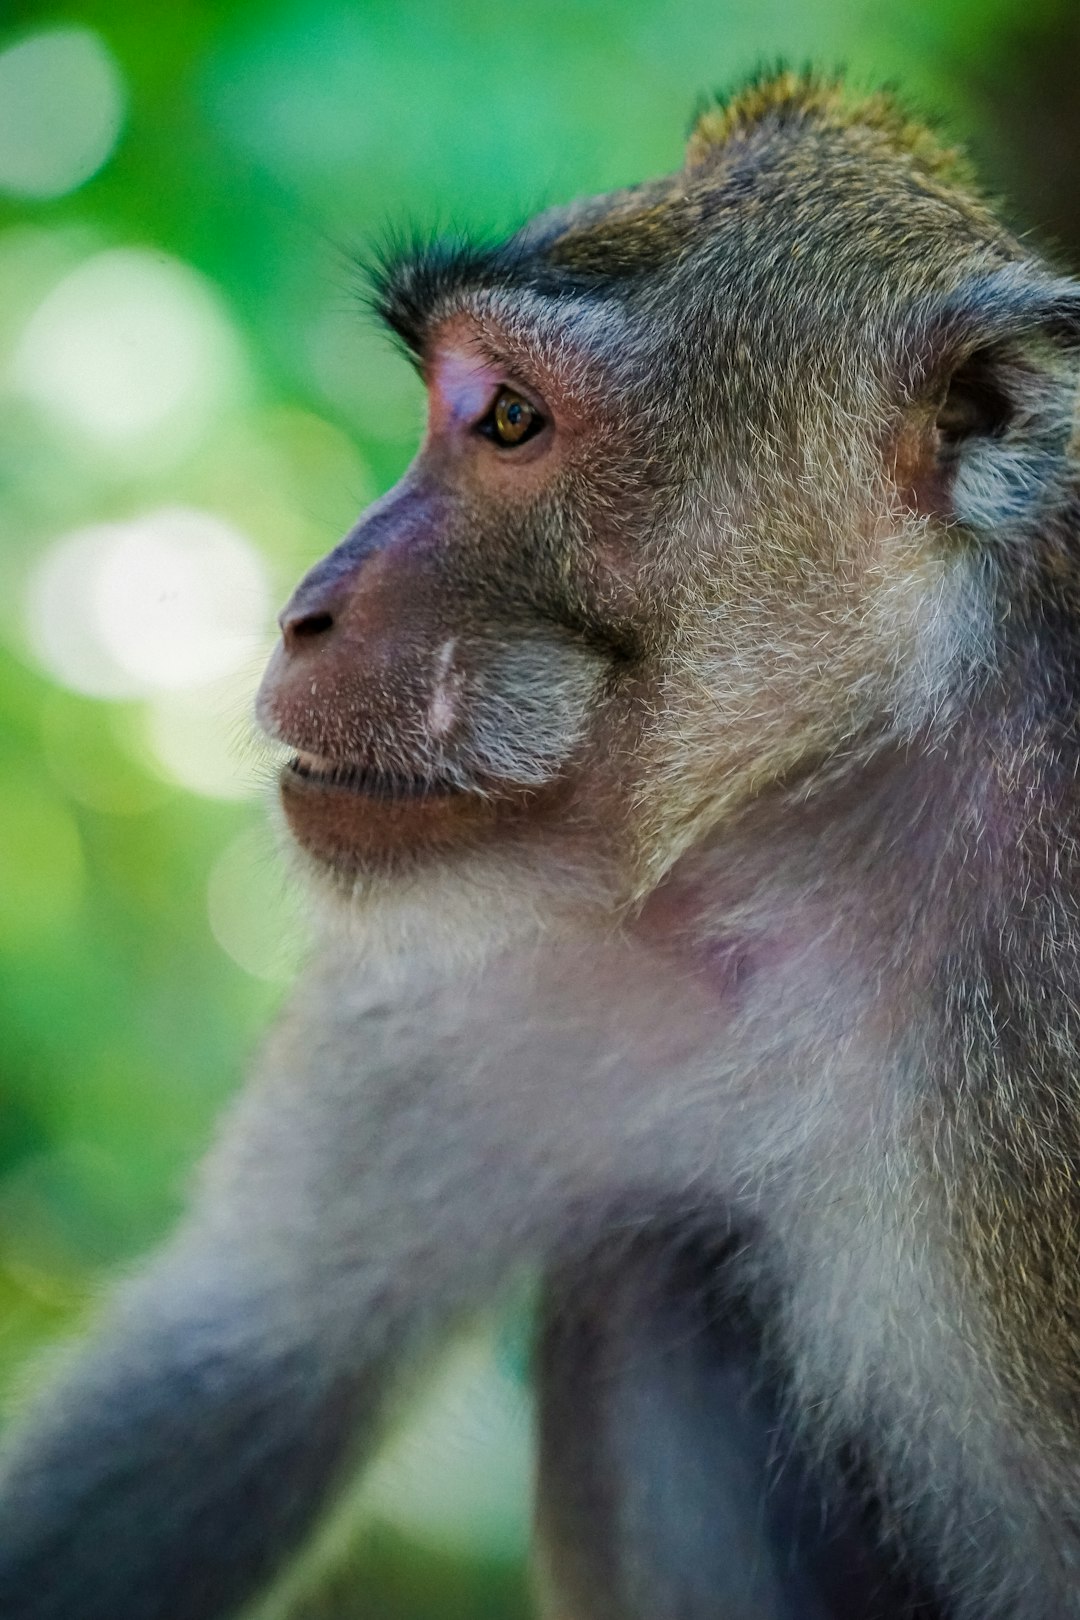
[
  {"x1": 0, "y1": 954, "x2": 574, "y2": 1620},
  {"x1": 0, "y1": 1239, "x2": 368, "y2": 1620}
]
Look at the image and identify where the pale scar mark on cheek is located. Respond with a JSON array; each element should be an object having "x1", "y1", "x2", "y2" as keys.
[{"x1": 428, "y1": 636, "x2": 464, "y2": 737}]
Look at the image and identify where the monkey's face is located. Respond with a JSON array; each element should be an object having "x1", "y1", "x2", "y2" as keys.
[
  {"x1": 258, "y1": 92, "x2": 1067, "y2": 911},
  {"x1": 255, "y1": 248, "x2": 911, "y2": 912},
  {"x1": 255, "y1": 301, "x2": 660, "y2": 902}
]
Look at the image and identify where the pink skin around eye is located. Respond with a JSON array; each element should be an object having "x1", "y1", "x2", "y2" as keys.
[{"x1": 427, "y1": 345, "x2": 504, "y2": 436}]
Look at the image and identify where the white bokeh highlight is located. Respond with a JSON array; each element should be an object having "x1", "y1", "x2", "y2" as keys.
[
  {"x1": 206, "y1": 826, "x2": 308, "y2": 982},
  {"x1": 358, "y1": 1332, "x2": 530, "y2": 1559},
  {"x1": 0, "y1": 27, "x2": 125, "y2": 200},
  {"x1": 145, "y1": 674, "x2": 267, "y2": 802},
  {"x1": 26, "y1": 508, "x2": 272, "y2": 702},
  {"x1": 11, "y1": 249, "x2": 243, "y2": 462}
]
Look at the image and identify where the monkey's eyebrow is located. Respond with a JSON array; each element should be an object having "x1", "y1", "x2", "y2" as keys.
[
  {"x1": 366, "y1": 232, "x2": 585, "y2": 362},
  {"x1": 366, "y1": 235, "x2": 512, "y2": 360}
]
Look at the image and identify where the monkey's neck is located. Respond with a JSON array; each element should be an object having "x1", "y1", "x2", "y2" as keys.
[
  {"x1": 636, "y1": 694, "x2": 1080, "y2": 1409},
  {"x1": 636, "y1": 686, "x2": 1080, "y2": 1015}
]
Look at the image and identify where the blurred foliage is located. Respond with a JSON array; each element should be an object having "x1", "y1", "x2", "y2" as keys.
[{"x1": 0, "y1": 0, "x2": 1075, "y2": 1614}]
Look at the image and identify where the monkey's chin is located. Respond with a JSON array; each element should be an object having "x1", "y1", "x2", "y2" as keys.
[{"x1": 278, "y1": 755, "x2": 523, "y2": 874}]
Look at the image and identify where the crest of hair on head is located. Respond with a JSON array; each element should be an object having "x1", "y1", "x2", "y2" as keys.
[{"x1": 684, "y1": 67, "x2": 974, "y2": 189}]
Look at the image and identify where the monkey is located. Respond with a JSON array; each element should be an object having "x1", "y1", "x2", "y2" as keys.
[{"x1": 4, "y1": 65, "x2": 1080, "y2": 1620}]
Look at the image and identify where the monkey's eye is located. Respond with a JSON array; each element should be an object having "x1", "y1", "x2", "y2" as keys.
[{"x1": 478, "y1": 389, "x2": 545, "y2": 448}]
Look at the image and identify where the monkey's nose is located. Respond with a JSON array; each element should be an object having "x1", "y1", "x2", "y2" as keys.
[
  {"x1": 279, "y1": 604, "x2": 335, "y2": 652},
  {"x1": 278, "y1": 567, "x2": 350, "y2": 651},
  {"x1": 277, "y1": 547, "x2": 367, "y2": 651}
]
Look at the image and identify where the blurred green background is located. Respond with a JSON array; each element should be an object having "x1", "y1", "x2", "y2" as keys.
[{"x1": 0, "y1": 0, "x2": 1076, "y2": 1614}]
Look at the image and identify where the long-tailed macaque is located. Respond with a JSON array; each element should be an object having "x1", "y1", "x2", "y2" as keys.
[{"x1": 4, "y1": 70, "x2": 1080, "y2": 1620}]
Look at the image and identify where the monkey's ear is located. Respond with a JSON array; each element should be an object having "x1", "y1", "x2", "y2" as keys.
[{"x1": 902, "y1": 266, "x2": 1080, "y2": 533}]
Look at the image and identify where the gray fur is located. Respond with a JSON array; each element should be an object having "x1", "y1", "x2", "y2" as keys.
[{"x1": 4, "y1": 72, "x2": 1080, "y2": 1620}]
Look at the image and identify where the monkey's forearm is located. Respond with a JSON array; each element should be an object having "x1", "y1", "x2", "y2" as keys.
[
  {"x1": 0, "y1": 975, "x2": 571, "y2": 1620},
  {"x1": 0, "y1": 1248, "x2": 375, "y2": 1620}
]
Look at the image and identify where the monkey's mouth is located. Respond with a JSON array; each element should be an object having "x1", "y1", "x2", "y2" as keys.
[
  {"x1": 278, "y1": 746, "x2": 519, "y2": 871},
  {"x1": 286, "y1": 750, "x2": 470, "y2": 802}
]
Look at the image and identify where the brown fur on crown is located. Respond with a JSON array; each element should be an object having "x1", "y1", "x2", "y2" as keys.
[
  {"x1": 685, "y1": 68, "x2": 975, "y2": 190},
  {"x1": 549, "y1": 67, "x2": 998, "y2": 285}
]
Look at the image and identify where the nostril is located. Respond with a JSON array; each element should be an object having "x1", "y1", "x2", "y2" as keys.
[
  {"x1": 281, "y1": 607, "x2": 336, "y2": 650},
  {"x1": 291, "y1": 611, "x2": 334, "y2": 639}
]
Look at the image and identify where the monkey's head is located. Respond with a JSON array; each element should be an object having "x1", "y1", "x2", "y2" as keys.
[{"x1": 257, "y1": 73, "x2": 1080, "y2": 922}]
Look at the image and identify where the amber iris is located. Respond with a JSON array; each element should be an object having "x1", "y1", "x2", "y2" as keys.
[{"x1": 491, "y1": 389, "x2": 540, "y2": 446}]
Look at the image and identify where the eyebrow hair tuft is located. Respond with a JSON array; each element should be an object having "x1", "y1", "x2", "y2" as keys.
[
  {"x1": 359, "y1": 221, "x2": 620, "y2": 359},
  {"x1": 362, "y1": 231, "x2": 522, "y2": 358}
]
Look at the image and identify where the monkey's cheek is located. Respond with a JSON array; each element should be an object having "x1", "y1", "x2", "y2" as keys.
[{"x1": 278, "y1": 769, "x2": 509, "y2": 872}]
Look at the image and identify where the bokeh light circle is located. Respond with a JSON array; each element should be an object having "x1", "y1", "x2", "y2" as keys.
[
  {"x1": 26, "y1": 508, "x2": 272, "y2": 700},
  {"x1": 11, "y1": 248, "x2": 243, "y2": 461},
  {"x1": 145, "y1": 675, "x2": 269, "y2": 802},
  {"x1": 206, "y1": 826, "x2": 308, "y2": 981},
  {"x1": 0, "y1": 28, "x2": 125, "y2": 200}
]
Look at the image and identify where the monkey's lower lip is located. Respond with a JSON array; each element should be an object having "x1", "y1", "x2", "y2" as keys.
[
  {"x1": 286, "y1": 750, "x2": 467, "y2": 802},
  {"x1": 278, "y1": 748, "x2": 513, "y2": 871}
]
